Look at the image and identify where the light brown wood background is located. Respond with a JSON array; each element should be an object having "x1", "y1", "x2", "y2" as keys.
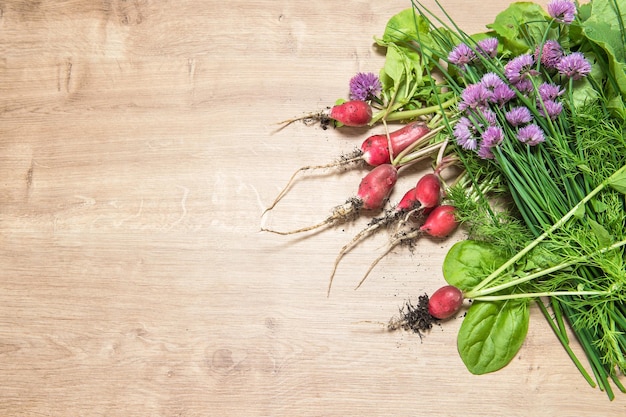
[{"x1": 1, "y1": 0, "x2": 625, "y2": 415}]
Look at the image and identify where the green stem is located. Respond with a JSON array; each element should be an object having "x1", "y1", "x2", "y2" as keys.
[
  {"x1": 374, "y1": 97, "x2": 458, "y2": 123},
  {"x1": 466, "y1": 239, "x2": 626, "y2": 298},
  {"x1": 537, "y1": 300, "x2": 596, "y2": 388},
  {"x1": 469, "y1": 163, "x2": 626, "y2": 294},
  {"x1": 472, "y1": 290, "x2": 608, "y2": 302}
]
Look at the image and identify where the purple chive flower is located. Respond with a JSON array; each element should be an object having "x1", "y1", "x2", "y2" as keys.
[
  {"x1": 481, "y1": 126, "x2": 505, "y2": 147},
  {"x1": 477, "y1": 38, "x2": 499, "y2": 58},
  {"x1": 480, "y1": 72, "x2": 507, "y2": 91},
  {"x1": 453, "y1": 118, "x2": 478, "y2": 150},
  {"x1": 517, "y1": 123, "x2": 545, "y2": 146},
  {"x1": 514, "y1": 78, "x2": 535, "y2": 94},
  {"x1": 349, "y1": 72, "x2": 381, "y2": 101},
  {"x1": 458, "y1": 83, "x2": 491, "y2": 111},
  {"x1": 556, "y1": 52, "x2": 592, "y2": 80},
  {"x1": 448, "y1": 43, "x2": 476, "y2": 66},
  {"x1": 547, "y1": 0, "x2": 577, "y2": 25},
  {"x1": 504, "y1": 53, "x2": 537, "y2": 84},
  {"x1": 480, "y1": 108, "x2": 498, "y2": 126},
  {"x1": 505, "y1": 106, "x2": 533, "y2": 126},
  {"x1": 535, "y1": 40, "x2": 564, "y2": 69},
  {"x1": 491, "y1": 83, "x2": 517, "y2": 105},
  {"x1": 477, "y1": 142, "x2": 495, "y2": 159},
  {"x1": 538, "y1": 82, "x2": 565, "y2": 101},
  {"x1": 538, "y1": 100, "x2": 563, "y2": 120}
]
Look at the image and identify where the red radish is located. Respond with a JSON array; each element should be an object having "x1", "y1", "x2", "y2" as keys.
[
  {"x1": 361, "y1": 122, "x2": 431, "y2": 166},
  {"x1": 263, "y1": 122, "x2": 432, "y2": 215},
  {"x1": 419, "y1": 205, "x2": 458, "y2": 238},
  {"x1": 327, "y1": 171, "x2": 444, "y2": 293},
  {"x1": 329, "y1": 100, "x2": 373, "y2": 127},
  {"x1": 355, "y1": 204, "x2": 458, "y2": 290},
  {"x1": 414, "y1": 173, "x2": 441, "y2": 208},
  {"x1": 262, "y1": 164, "x2": 398, "y2": 243},
  {"x1": 276, "y1": 100, "x2": 372, "y2": 129},
  {"x1": 428, "y1": 285, "x2": 464, "y2": 319}
]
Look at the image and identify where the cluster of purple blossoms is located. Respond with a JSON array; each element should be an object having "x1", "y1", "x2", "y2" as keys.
[
  {"x1": 349, "y1": 72, "x2": 382, "y2": 101},
  {"x1": 535, "y1": 40, "x2": 564, "y2": 69},
  {"x1": 448, "y1": 37, "x2": 499, "y2": 66},
  {"x1": 547, "y1": 0, "x2": 577, "y2": 25}
]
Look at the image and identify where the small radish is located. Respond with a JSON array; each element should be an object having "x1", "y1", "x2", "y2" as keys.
[
  {"x1": 263, "y1": 122, "x2": 432, "y2": 215},
  {"x1": 262, "y1": 164, "x2": 398, "y2": 243},
  {"x1": 276, "y1": 100, "x2": 372, "y2": 129},
  {"x1": 419, "y1": 205, "x2": 458, "y2": 238},
  {"x1": 428, "y1": 285, "x2": 464, "y2": 320},
  {"x1": 329, "y1": 100, "x2": 373, "y2": 127},
  {"x1": 414, "y1": 173, "x2": 442, "y2": 209},
  {"x1": 361, "y1": 122, "x2": 431, "y2": 166},
  {"x1": 327, "y1": 171, "x2": 444, "y2": 293},
  {"x1": 355, "y1": 204, "x2": 458, "y2": 290}
]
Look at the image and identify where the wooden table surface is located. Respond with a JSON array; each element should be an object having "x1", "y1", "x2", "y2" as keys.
[{"x1": 2, "y1": 0, "x2": 626, "y2": 415}]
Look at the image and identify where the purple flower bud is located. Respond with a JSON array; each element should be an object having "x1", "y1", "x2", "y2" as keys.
[
  {"x1": 505, "y1": 106, "x2": 533, "y2": 126},
  {"x1": 538, "y1": 100, "x2": 563, "y2": 120},
  {"x1": 458, "y1": 83, "x2": 491, "y2": 111},
  {"x1": 477, "y1": 143, "x2": 495, "y2": 159},
  {"x1": 504, "y1": 54, "x2": 537, "y2": 84},
  {"x1": 538, "y1": 82, "x2": 565, "y2": 101},
  {"x1": 517, "y1": 123, "x2": 545, "y2": 146},
  {"x1": 477, "y1": 38, "x2": 499, "y2": 58},
  {"x1": 453, "y1": 119, "x2": 478, "y2": 150},
  {"x1": 349, "y1": 72, "x2": 382, "y2": 101},
  {"x1": 556, "y1": 52, "x2": 592, "y2": 80},
  {"x1": 535, "y1": 40, "x2": 564, "y2": 69},
  {"x1": 547, "y1": 0, "x2": 577, "y2": 24},
  {"x1": 491, "y1": 84, "x2": 517, "y2": 105},
  {"x1": 481, "y1": 126, "x2": 504, "y2": 148},
  {"x1": 448, "y1": 43, "x2": 476, "y2": 66}
]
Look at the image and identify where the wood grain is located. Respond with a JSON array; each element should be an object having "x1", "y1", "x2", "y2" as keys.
[{"x1": 1, "y1": 0, "x2": 625, "y2": 415}]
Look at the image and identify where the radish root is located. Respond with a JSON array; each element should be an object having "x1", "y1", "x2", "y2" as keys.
[
  {"x1": 355, "y1": 227, "x2": 422, "y2": 290},
  {"x1": 262, "y1": 150, "x2": 364, "y2": 217},
  {"x1": 262, "y1": 198, "x2": 363, "y2": 236}
]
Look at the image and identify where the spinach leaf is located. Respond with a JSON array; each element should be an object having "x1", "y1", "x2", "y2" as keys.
[
  {"x1": 443, "y1": 240, "x2": 508, "y2": 291},
  {"x1": 457, "y1": 299, "x2": 530, "y2": 374}
]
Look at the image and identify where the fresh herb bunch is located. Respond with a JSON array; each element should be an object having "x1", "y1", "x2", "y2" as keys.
[{"x1": 375, "y1": 0, "x2": 626, "y2": 399}]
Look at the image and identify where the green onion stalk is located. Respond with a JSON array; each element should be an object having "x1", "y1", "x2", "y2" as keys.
[{"x1": 403, "y1": 0, "x2": 626, "y2": 399}]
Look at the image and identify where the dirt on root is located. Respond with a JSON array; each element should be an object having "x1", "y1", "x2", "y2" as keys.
[{"x1": 387, "y1": 294, "x2": 436, "y2": 339}]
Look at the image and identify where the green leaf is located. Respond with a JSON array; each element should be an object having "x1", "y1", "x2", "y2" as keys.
[
  {"x1": 608, "y1": 169, "x2": 626, "y2": 194},
  {"x1": 486, "y1": 2, "x2": 550, "y2": 55},
  {"x1": 589, "y1": 219, "x2": 613, "y2": 247},
  {"x1": 458, "y1": 300, "x2": 529, "y2": 374},
  {"x1": 582, "y1": 0, "x2": 626, "y2": 99},
  {"x1": 443, "y1": 240, "x2": 508, "y2": 291},
  {"x1": 378, "y1": 8, "x2": 430, "y2": 45}
]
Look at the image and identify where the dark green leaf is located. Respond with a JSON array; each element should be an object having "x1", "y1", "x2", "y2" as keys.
[
  {"x1": 458, "y1": 300, "x2": 529, "y2": 374},
  {"x1": 443, "y1": 240, "x2": 508, "y2": 291}
]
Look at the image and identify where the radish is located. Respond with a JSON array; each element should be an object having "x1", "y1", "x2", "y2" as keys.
[
  {"x1": 355, "y1": 204, "x2": 458, "y2": 290},
  {"x1": 276, "y1": 100, "x2": 372, "y2": 129},
  {"x1": 327, "y1": 172, "x2": 443, "y2": 293},
  {"x1": 419, "y1": 205, "x2": 458, "y2": 238},
  {"x1": 263, "y1": 122, "x2": 432, "y2": 215},
  {"x1": 329, "y1": 100, "x2": 373, "y2": 127},
  {"x1": 262, "y1": 164, "x2": 398, "y2": 241},
  {"x1": 428, "y1": 285, "x2": 464, "y2": 320},
  {"x1": 361, "y1": 122, "x2": 431, "y2": 166}
]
